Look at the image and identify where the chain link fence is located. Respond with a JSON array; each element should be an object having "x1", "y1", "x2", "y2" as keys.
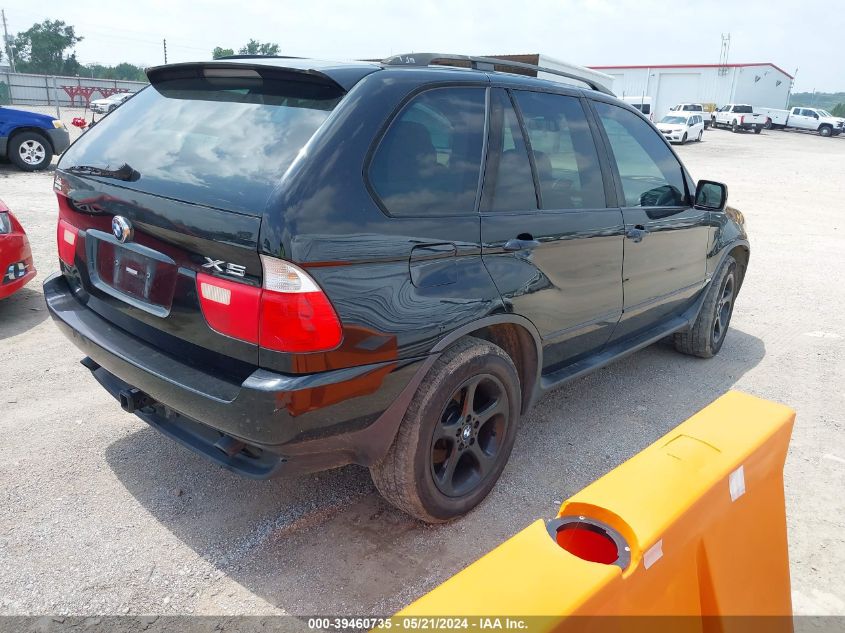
[{"x1": 1, "y1": 71, "x2": 147, "y2": 141}]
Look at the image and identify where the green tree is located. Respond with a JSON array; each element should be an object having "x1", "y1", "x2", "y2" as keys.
[
  {"x1": 212, "y1": 46, "x2": 234, "y2": 59},
  {"x1": 13, "y1": 20, "x2": 83, "y2": 75},
  {"x1": 112, "y1": 62, "x2": 146, "y2": 81},
  {"x1": 238, "y1": 39, "x2": 280, "y2": 56},
  {"x1": 83, "y1": 62, "x2": 148, "y2": 82},
  {"x1": 832, "y1": 103, "x2": 845, "y2": 118}
]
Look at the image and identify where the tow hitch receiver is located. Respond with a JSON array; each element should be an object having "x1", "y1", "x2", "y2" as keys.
[{"x1": 118, "y1": 387, "x2": 154, "y2": 413}]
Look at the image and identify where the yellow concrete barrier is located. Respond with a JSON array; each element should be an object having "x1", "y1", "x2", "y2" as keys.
[{"x1": 397, "y1": 391, "x2": 794, "y2": 629}]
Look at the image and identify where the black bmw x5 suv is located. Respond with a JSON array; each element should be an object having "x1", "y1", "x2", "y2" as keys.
[{"x1": 45, "y1": 54, "x2": 748, "y2": 522}]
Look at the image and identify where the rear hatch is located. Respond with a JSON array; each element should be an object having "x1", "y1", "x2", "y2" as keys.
[{"x1": 55, "y1": 62, "x2": 346, "y2": 381}]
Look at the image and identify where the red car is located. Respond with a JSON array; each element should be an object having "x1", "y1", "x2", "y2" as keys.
[{"x1": 0, "y1": 199, "x2": 36, "y2": 299}]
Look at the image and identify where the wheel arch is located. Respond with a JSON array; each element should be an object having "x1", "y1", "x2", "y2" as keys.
[
  {"x1": 8, "y1": 126, "x2": 55, "y2": 153},
  {"x1": 432, "y1": 314, "x2": 543, "y2": 415}
]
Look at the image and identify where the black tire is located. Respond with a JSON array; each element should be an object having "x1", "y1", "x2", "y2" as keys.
[
  {"x1": 697, "y1": 130, "x2": 703, "y2": 142},
  {"x1": 681, "y1": 132, "x2": 688, "y2": 144},
  {"x1": 731, "y1": 120, "x2": 739, "y2": 133},
  {"x1": 8, "y1": 131, "x2": 53, "y2": 171},
  {"x1": 819, "y1": 125, "x2": 833, "y2": 137},
  {"x1": 754, "y1": 126, "x2": 762, "y2": 134},
  {"x1": 763, "y1": 118, "x2": 772, "y2": 130},
  {"x1": 673, "y1": 256, "x2": 738, "y2": 358},
  {"x1": 370, "y1": 337, "x2": 521, "y2": 523}
]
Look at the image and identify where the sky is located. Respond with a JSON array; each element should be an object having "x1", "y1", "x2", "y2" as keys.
[{"x1": 3, "y1": 0, "x2": 843, "y2": 93}]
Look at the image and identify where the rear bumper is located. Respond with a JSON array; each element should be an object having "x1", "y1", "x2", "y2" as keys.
[{"x1": 44, "y1": 272, "x2": 430, "y2": 477}]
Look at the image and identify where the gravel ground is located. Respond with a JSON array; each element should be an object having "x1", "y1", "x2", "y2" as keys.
[{"x1": 0, "y1": 126, "x2": 843, "y2": 618}]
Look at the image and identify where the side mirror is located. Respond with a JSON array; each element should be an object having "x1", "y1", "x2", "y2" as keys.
[{"x1": 695, "y1": 180, "x2": 728, "y2": 211}]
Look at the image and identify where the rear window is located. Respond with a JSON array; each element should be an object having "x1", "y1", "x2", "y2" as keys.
[
  {"x1": 733, "y1": 105, "x2": 753, "y2": 114},
  {"x1": 59, "y1": 72, "x2": 343, "y2": 215}
]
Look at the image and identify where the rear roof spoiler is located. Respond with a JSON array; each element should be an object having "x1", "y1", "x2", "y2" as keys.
[{"x1": 146, "y1": 60, "x2": 376, "y2": 92}]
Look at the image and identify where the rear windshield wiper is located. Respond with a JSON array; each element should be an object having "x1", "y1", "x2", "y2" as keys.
[{"x1": 65, "y1": 163, "x2": 141, "y2": 182}]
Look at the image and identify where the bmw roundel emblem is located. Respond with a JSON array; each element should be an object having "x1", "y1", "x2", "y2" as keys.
[{"x1": 112, "y1": 216, "x2": 133, "y2": 243}]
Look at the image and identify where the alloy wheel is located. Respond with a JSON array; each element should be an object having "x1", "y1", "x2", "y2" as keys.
[
  {"x1": 18, "y1": 140, "x2": 47, "y2": 166},
  {"x1": 713, "y1": 272, "x2": 735, "y2": 345},
  {"x1": 430, "y1": 374, "x2": 510, "y2": 497}
]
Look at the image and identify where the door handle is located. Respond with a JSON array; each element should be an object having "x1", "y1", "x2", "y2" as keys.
[
  {"x1": 625, "y1": 226, "x2": 649, "y2": 243},
  {"x1": 503, "y1": 237, "x2": 540, "y2": 252}
]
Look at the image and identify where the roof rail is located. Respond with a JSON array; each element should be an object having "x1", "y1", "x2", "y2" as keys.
[
  {"x1": 381, "y1": 53, "x2": 614, "y2": 96},
  {"x1": 216, "y1": 54, "x2": 303, "y2": 60}
]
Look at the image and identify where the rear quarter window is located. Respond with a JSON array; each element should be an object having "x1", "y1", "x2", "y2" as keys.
[{"x1": 369, "y1": 87, "x2": 486, "y2": 217}]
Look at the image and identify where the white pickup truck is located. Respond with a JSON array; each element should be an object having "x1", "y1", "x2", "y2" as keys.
[
  {"x1": 757, "y1": 106, "x2": 844, "y2": 137},
  {"x1": 710, "y1": 104, "x2": 767, "y2": 133}
]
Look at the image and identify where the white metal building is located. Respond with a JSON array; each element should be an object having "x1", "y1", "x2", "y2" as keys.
[{"x1": 589, "y1": 63, "x2": 793, "y2": 119}]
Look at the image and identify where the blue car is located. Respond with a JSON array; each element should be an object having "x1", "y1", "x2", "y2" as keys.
[{"x1": 0, "y1": 106, "x2": 71, "y2": 171}]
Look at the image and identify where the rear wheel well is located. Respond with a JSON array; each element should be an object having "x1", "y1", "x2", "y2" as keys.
[
  {"x1": 729, "y1": 245, "x2": 749, "y2": 290},
  {"x1": 466, "y1": 323, "x2": 539, "y2": 415}
]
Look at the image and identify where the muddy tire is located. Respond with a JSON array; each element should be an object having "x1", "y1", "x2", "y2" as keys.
[{"x1": 370, "y1": 337, "x2": 521, "y2": 523}]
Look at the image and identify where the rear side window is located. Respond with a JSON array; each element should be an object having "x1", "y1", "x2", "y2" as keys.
[
  {"x1": 59, "y1": 73, "x2": 343, "y2": 215},
  {"x1": 513, "y1": 91, "x2": 605, "y2": 210},
  {"x1": 485, "y1": 90, "x2": 537, "y2": 212},
  {"x1": 369, "y1": 87, "x2": 486, "y2": 216},
  {"x1": 593, "y1": 101, "x2": 687, "y2": 208},
  {"x1": 641, "y1": 104, "x2": 651, "y2": 115}
]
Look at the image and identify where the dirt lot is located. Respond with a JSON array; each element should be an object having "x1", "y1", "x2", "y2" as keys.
[{"x1": 1, "y1": 127, "x2": 844, "y2": 618}]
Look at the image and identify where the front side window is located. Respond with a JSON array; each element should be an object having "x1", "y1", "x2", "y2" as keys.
[
  {"x1": 369, "y1": 87, "x2": 485, "y2": 216},
  {"x1": 593, "y1": 101, "x2": 687, "y2": 208},
  {"x1": 513, "y1": 91, "x2": 605, "y2": 210}
]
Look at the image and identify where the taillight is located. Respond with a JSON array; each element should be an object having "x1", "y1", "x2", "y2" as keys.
[
  {"x1": 57, "y1": 218, "x2": 78, "y2": 266},
  {"x1": 197, "y1": 273, "x2": 261, "y2": 343},
  {"x1": 741, "y1": 116, "x2": 745, "y2": 125},
  {"x1": 259, "y1": 255, "x2": 342, "y2": 353},
  {"x1": 196, "y1": 255, "x2": 342, "y2": 353}
]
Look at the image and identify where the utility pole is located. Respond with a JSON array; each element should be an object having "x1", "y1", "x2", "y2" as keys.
[
  {"x1": 2, "y1": 9, "x2": 17, "y2": 73},
  {"x1": 163, "y1": 38, "x2": 167, "y2": 64},
  {"x1": 786, "y1": 67, "x2": 798, "y2": 109}
]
